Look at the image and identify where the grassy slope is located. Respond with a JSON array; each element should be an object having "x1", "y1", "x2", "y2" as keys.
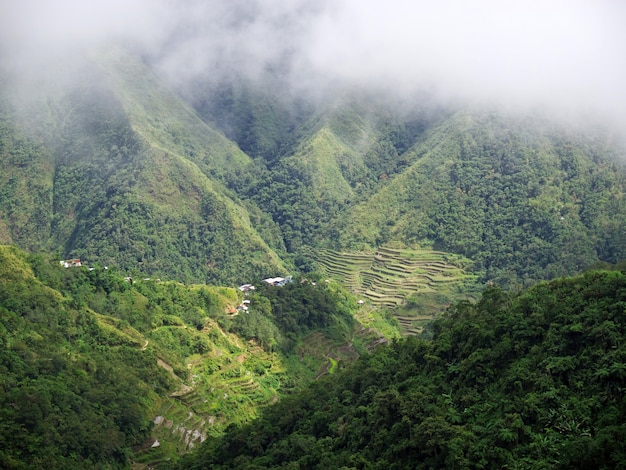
[
  {"x1": 92, "y1": 47, "x2": 251, "y2": 181},
  {"x1": 334, "y1": 114, "x2": 464, "y2": 248},
  {"x1": 280, "y1": 95, "x2": 406, "y2": 209}
]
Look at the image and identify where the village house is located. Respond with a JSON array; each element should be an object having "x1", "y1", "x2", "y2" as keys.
[
  {"x1": 261, "y1": 276, "x2": 293, "y2": 287},
  {"x1": 60, "y1": 259, "x2": 82, "y2": 268}
]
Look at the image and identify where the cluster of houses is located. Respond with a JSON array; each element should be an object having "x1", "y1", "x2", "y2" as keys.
[
  {"x1": 234, "y1": 276, "x2": 294, "y2": 313},
  {"x1": 60, "y1": 258, "x2": 108, "y2": 272},
  {"x1": 238, "y1": 276, "x2": 293, "y2": 293}
]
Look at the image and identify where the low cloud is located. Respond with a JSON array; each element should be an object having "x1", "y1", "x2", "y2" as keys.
[{"x1": 2, "y1": 0, "x2": 625, "y2": 129}]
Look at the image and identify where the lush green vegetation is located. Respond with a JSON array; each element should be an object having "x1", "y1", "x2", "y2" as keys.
[
  {"x1": 1, "y1": 51, "x2": 289, "y2": 286},
  {"x1": 0, "y1": 246, "x2": 387, "y2": 468},
  {"x1": 335, "y1": 112, "x2": 626, "y2": 288},
  {"x1": 0, "y1": 104, "x2": 53, "y2": 249},
  {"x1": 218, "y1": 280, "x2": 355, "y2": 357},
  {"x1": 2, "y1": 50, "x2": 626, "y2": 295},
  {"x1": 180, "y1": 269, "x2": 626, "y2": 469},
  {"x1": 191, "y1": 83, "x2": 626, "y2": 290},
  {"x1": 2, "y1": 47, "x2": 626, "y2": 469},
  {"x1": 0, "y1": 246, "x2": 172, "y2": 469}
]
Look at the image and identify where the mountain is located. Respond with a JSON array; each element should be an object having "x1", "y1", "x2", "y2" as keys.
[
  {"x1": 197, "y1": 88, "x2": 449, "y2": 253},
  {"x1": 179, "y1": 268, "x2": 626, "y2": 469},
  {"x1": 188, "y1": 78, "x2": 626, "y2": 290},
  {"x1": 1, "y1": 45, "x2": 626, "y2": 297},
  {"x1": 332, "y1": 111, "x2": 626, "y2": 287},
  {"x1": 2, "y1": 46, "x2": 626, "y2": 467},
  {"x1": 1, "y1": 48, "x2": 288, "y2": 285}
]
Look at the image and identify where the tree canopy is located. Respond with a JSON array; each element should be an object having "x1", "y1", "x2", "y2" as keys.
[{"x1": 180, "y1": 269, "x2": 626, "y2": 469}]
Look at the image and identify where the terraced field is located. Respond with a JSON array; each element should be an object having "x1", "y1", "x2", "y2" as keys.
[
  {"x1": 131, "y1": 299, "x2": 378, "y2": 467},
  {"x1": 316, "y1": 245, "x2": 477, "y2": 334},
  {"x1": 131, "y1": 325, "x2": 285, "y2": 468}
]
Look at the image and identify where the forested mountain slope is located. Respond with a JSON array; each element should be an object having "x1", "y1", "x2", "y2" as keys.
[
  {"x1": 180, "y1": 268, "x2": 626, "y2": 469},
  {"x1": 0, "y1": 105, "x2": 54, "y2": 249},
  {"x1": 332, "y1": 111, "x2": 626, "y2": 287},
  {"x1": 1, "y1": 47, "x2": 625, "y2": 290},
  {"x1": 0, "y1": 50, "x2": 288, "y2": 285},
  {"x1": 187, "y1": 77, "x2": 626, "y2": 288},
  {"x1": 196, "y1": 87, "x2": 448, "y2": 252},
  {"x1": 0, "y1": 245, "x2": 380, "y2": 468},
  {"x1": 1, "y1": 6, "x2": 625, "y2": 470},
  {"x1": 0, "y1": 245, "x2": 174, "y2": 468}
]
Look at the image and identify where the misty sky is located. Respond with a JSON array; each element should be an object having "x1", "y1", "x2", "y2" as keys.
[{"x1": 2, "y1": 0, "x2": 625, "y2": 125}]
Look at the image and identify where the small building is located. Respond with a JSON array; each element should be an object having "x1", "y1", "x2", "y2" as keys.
[
  {"x1": 60, "y1": 259, "x2": 82, "y2": 268},
  {"x1": 262, "y1": 277, "x2": 285, "y2": 286},
  {"x1": 262, "y1": 276, "x2": 293, "y2": 287},
  {"x1": 239, "y1": 284, "x2": 256, "y2": 293}
]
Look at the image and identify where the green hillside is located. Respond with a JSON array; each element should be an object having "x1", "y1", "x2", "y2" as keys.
[
  {"x1": 191, "y1": 80, "x2": 626, "y2": 290},
  {"x1": 334, "y1": 111, "x2": 626, "y2": 287},
  {"x1": 181, "y1": 268, "x2": 626, "y2": 469},
  {"x1": 0, "y1": 106, "x2": 54, "y2": 249},
  {"x1": 0, "y1": 50, "x2": 288, "y2": 285},
  {"x1": 3, "y1": 49, "x2": 626, "y2": 292},
  {"x1": 0, "y1": 245, "x2": 389, "y2": 468},
  {"x1": 2, "y1": 45, "x2": 626, "y2": 470},
  {"x1": 93, "y1": 47, "x2": 252, "y2": 182},
  {"x1": 0, "y1": 245, "x2": 174, "y2": 469},
  {"x1": 202, "y1": 86, "x2": 441, "y2": 254}
]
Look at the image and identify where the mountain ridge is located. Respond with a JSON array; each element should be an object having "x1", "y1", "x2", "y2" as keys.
[{"x1": 1, "y1": 46, "x2": 625, "y2": 290}]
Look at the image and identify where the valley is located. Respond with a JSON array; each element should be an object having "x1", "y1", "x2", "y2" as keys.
[{"x1": 0, "y1": 43, "x2": 625, "y2": 469}]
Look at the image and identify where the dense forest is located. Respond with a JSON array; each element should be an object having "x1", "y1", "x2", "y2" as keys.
[{"x1": 179, "y1": 268, "x2": 626, "y2": 469}]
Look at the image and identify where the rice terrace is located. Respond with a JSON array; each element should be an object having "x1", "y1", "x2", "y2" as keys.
[{"x1": 315, "y1": 244, "x2": 478, "y2": 334}]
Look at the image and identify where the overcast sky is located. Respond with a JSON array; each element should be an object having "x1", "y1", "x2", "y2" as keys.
[{"x1": 2, "y1": 0, "x2": 625, "y2": 126}]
